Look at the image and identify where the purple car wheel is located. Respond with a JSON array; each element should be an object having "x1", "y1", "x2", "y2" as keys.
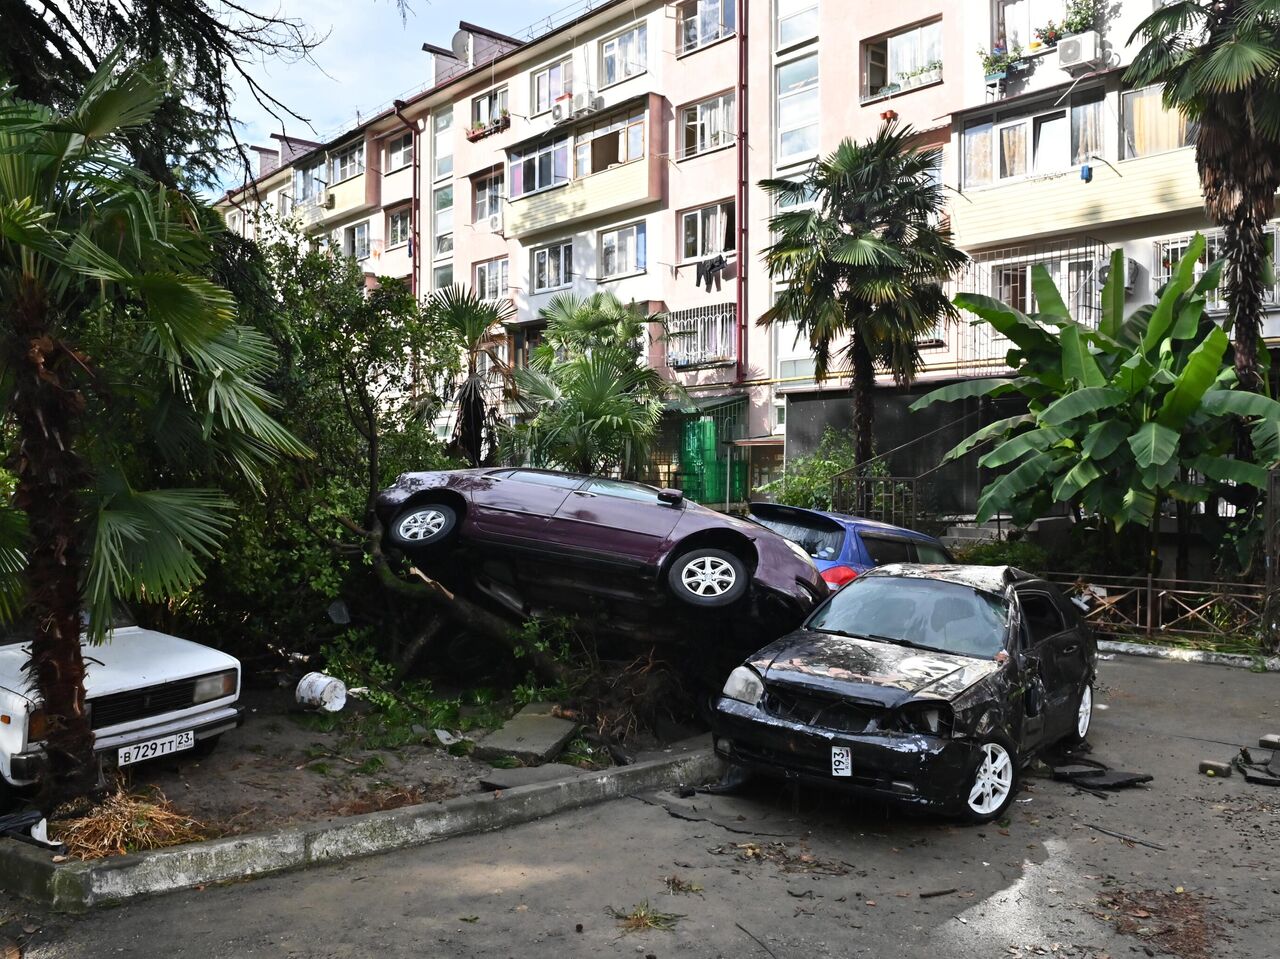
[
  {"x1": 389, "y1": 503, "x2": 458, "y2": 551},
  {"x1": 668, "y1": 548, "x2": 748, "y2": 608}
]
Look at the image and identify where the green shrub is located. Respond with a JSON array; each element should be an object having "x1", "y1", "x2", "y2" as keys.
[
  {"x1": 952, "y1": 539, "x2": 1049, "y2": 572},
  {"x1": 760, "y1": 428, "x2": 863, "y2": 510}
]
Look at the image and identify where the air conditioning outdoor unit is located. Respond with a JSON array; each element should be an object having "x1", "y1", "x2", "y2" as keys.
[
  {"x1": 551, "y1": 99, "x2": 573, "y2": 124},
  {"x1": 1058, "y1": 30, "x2": 1103, "y2": 70},
  {"x1": 486, "y1": 213, "x2": 502, "y2": 232},
  {"x1": 1098, "y1": 256, "x2": 1141, "y2": 293},
  {"x1": 571, "y1": 91, "x2": 604, "y2": 116},
  {"x1": 323, "y1": 193, "x2": 336, "y2": 210}
]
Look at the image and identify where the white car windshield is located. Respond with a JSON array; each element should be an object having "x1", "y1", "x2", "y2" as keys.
[{"x1": 0, "y1": 610, "x2": 138, "y2": 645}]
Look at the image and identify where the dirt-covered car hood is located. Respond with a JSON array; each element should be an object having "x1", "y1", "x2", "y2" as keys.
[{"x1": 749, "y1": 628, "x2": 1001, "y2": 708}]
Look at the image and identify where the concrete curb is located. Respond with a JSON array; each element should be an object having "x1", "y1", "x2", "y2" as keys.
[
  {"x1": 0, "y1": 742, "x2": 724, "y2": 912},
  {"x1": 1099, "y1": 639, "x2": 1280, "y2": 672}
]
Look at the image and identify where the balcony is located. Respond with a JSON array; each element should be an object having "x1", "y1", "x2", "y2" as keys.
[
  {"x1": 667, "y1": 303, "x2": 736, "y2": 369},
  {"x1": 505, "y1": 159, "x2": 659, "y2": 239}
]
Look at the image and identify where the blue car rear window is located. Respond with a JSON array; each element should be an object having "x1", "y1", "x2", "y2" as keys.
[{"x1": 751, "y1": 515, "x2": 844, "y2": 560}]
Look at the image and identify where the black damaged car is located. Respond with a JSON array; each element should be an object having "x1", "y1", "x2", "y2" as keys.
[{"x1": 712, "y1": 564, "x2": 1097, "y2": 823}]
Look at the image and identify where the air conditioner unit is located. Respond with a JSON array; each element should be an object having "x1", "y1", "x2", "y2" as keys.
[
  {"x1": 1058, "y1": 30, "x2": 1103, "y2": 70},
  {"x1": 571, "y1": 91, "x2": 603, "y2": 116},
  {"x1": 486, "y1": 213, "x2": 502, "y2": 232},
  {"x1": 323, "y1": 193, "x2": 336, "y2": 210},
  {"x1": 1098, "y1": 256, "x2": 1141, "y2": 293},
  {"x1": 551, "y1": 99, "x2": 573, "y2": 124}
]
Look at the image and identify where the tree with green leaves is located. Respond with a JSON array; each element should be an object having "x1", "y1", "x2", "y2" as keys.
[
  {"x1": 503, "y1": 293, "x2": 666, "y2": 477},
  {"x1": 913, "y1": 236, "x2": 1280, "y2": 576},
  {"x1": 760, "y1": 122, "x2": 967, "y2": 466},
  {"x1": 0, "y1": 56, "x2": 307, "y2": 807},
  {"x1": 1126, "y1": 0, "x2": 1280, "y2": 393},
  {"x1": 424, "y1": 285, "x2": 515, "y2": 469}
]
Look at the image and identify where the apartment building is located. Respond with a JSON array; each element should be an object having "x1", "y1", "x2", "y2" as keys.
[{"x1": 218, "y1": 0, "x2": 1278, "y2": 515}]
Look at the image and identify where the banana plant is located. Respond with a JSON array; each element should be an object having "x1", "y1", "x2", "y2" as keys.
[{"x1": 912, "y1": 234, "x2": 1280, "y2": 531}]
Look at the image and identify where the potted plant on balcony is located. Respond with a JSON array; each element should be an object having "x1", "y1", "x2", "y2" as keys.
[
  {"x1": 1032, "y1": 21, "x2": 1063, "y2": 49},
  {"x1": 1062, "y1": 0, "x2": 1102, "y2": 37},
  {"x1": 920, "y1": 59, "x2": 942, "y2": 84},
  {"x1": 979, "y1": 43, "x2": 1022, "y2": 83}
]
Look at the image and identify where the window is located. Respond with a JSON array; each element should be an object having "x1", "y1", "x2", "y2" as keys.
[
  {"x1": 863, "y1": 20, "x2": 942, "y2": 98},
  {"x1": 678, "y1": 0, "x2": 735, "y2": 54},
  {"x1": 342, "y1": 221, "x2": 370, "y2": 260},
  {"x1": 330, "y1": 144, "x2": 363, "y2": 184},
  {"x1": 293, "y1": 162, "x2": 324, "y2": 203},
  {"x1": 433, "y1": 184, "x2": 453, "y2": 258},
  {"x1": 474, "y1": 172, "x2": 504, "y2": 222},
  {"x1": 433, "y1": 110, "x2": 453, "y2": 180},
  {"x1": 1156, "y1": 227, "x2": 1279, "y2": 312},
  {"x1": 532, "y1": 240, "x2": 573, "y2": 292},
  {"x1": 1123, "y1": 85, "x2": 1196, "y2": 159},
  {"x1": 995, "y1": 0, "x2": 1065, "y2": 49},
  {"x1": 433, "y1": 263, "x2": 453, "y2": 288},
  {"x1": 387, "y1": 209, "x2": 410, "y2": 247},
  {"x1": 532, "y1": 58, "x2": 573, "y2": 115},
  {"x1": 777, "y1": 0, "x2": 818, "y2": 48},
  {"x1": 574, "y1": 107, "x2": 645, "y2": 177},
  {"x1": 681, "y1": 200, "x2": 735, "y2": 260},
  {"x1": 1018, "y1": 592, "x2": 1065, "y2": 645},
  {"x1": 583, "y1": 478, "x2": 661, "y2": 502},
  {"x1": 599, "y1": 221, "x2": 646, "y2": 278},
  {"x1": 601, "y1": 23, "x2": 647, "y2": 86},
  {"x1": 508, "y1": 135, "x2": 571, "y2": 198},
  {"x1": 681, "y1": 91, "x2": 735, "y2": 158},
  {"x1": 776, "y1": 55, "x2": 818, "y2": 163},
  {"x1": 860, "y1": 535, "x2": 913, "y2": 566},
  {"x1": 963, "y1": 88, "x2": 1107, "y2": 188},
  {"x1": 387, "y1": 133, "x2": 413, "y2": 171},
  {"x1": 474, "y1": 257, "x2": 510, "y2": 300},
  {"x1": 472, "y1": 87, "x2": 508, "y2": 127},
  {"x1": 990, "y1": 256, "x2": 1097, "y2": 318},
  {"x1": 511, "y1": 324, "x2": 545, "y2": 369},
  {"x1": 507, "y1": 469, "x2": 583, "y2": 489}
]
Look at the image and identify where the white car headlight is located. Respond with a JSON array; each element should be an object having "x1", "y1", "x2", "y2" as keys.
[
  {"x1": 783, "y1": 539, "x2": 816, "y2": 568},
  {"x1": 721, "y1": 666, "x2": 764, "y2": 705},
  {"x1": 192, "y1": 670, "x2": 238, "y2": 705}
]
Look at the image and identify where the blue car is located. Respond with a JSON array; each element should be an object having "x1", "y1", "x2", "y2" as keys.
[{"x1": 747, "y1": 503, "x2": 953, "y2": 590}]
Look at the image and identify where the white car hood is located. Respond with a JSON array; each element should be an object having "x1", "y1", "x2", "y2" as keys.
[{"x1": 0, "y1": 626, "x2": 239, "y2": 703}]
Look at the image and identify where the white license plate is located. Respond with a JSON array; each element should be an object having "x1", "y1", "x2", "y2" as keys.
[
  {"x1": 831, "y1": 746, "x2": 852, "y2": 777},
  {"x1": 118, "y1": 731, "x2": 195, "y2": 766}
]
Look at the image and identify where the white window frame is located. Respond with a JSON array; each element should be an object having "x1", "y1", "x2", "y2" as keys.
[
  {"x1": 681, "y1": 200, "x2": 735, "y2": 262},
  {"x1": 474, "y1": 257, "x2": 510, "y2": 300},
  {"x1": 862, "y1": 19, "x2": 943, "y2": 100},
  {"x1": 573, "y1": 107, "x2": 646, "y2": 178},
  {"x1": 600, "y1": 22, "x2": 648, "y2": 88},
  {"x1": 962, "y1": 89, "x2": 1107, "y2": 188},
  {"x1": 387, "y1": 132, "x2": 413, "y2": 172},
  {"x1": 776, "y1": 0, "x2": 818, "y2": 50},
  {"x1": 433, "y1": 184, "x2": 453, "y2": 260},
  {"x1": 387, "y1": 208, "x2": 411, "y2": 248},
  {"x1": 433, "y1": 110, "x2": 453, "y2": 181},
  {"x1": 1155, "y1": 226, "x2": 1279, "y2": 313},
  {"x1": 433, "y1": 263, "x2": 454, "y2": 289},
  {"x1": 680, "y1": 91, "x2": 735, "y2": 159},
  {"x1": 776, "y1": 53, "x2": 819, "y2": 165},
  {"x1": 994, "y1": 0, "x2": 1067, "y2": 50},
  {"x1": 293, "y1": 162, "x2": 324, "y2": 203},
  {"x1": 329, "y1": 144, "x2": 363, "y2": 185},
  {"x1": 531, "y1": 58, "x2": 573, "y2": 115},
  {"x1": 343, "y1": 221, "x2": 370, "y2": 260},
  {"x1": 473, "y1": 172, "x2": 504, "y2": 223},
  {"x1": 599, "y1": 221, "x2": 647, "y2": 279},
  {"x1": 531, "y1": 240, "x2": 574, "y2": 293},
  {"x1": 1122, "y1": 84, "x2": 1198, "y2": 160},
  {"x1": 508, "y1": 135, "x2": 571, "y2": 198},
  {"x1": 472, "y1": 87, "x2": 509, "y2": 128},
  {"x1": 678, "y1": 0, "x2": 736, "y2": 55}
]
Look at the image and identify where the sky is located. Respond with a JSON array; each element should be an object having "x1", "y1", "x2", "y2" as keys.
[{"x1": 225, "y1": 0, "x2": 571, "y2": 187}]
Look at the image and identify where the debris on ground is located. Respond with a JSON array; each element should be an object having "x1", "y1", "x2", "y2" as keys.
[
  {"x1": 472, "y1": 702, "x2": 579, "y2": 765},
  {"x1": 608, "y1": 901, "x2": 685, "y2": 933},
  {"x1": 1234, "y1": 742, "x2": 1280, "y2": 786},
  {"x1": 295, "y1": 671, "x2": 347, "y2": 712},
  {"x1": 1198, "y1": 760, "x2": 1232, "y2": 777},
  {"x1": 50, "y1": 786, "x2": 208, "y2": 860},
  {"x1": 1048, "y1": 754, "x2": 1153, "y2": 790},
  {"x1": 1084, "y1": 822, "x2": 1167, "y2": 851},
  {"x1": 329, "y1": 785, "x2": 434, "y2": 817},
  {"x1": 708, "y1": 840, "x2": 850, "y2": 876},
  {"x1": 1092, "y1": 888, "x2": 1224, "y2": 959},
  {"x1": 661, "y1": 874, "x2": 703, "y2": 896}
]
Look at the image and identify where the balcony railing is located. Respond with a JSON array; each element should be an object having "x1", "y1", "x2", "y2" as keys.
[{"x1": 666, "y1": 303, "x2": 736, "y2": 368}]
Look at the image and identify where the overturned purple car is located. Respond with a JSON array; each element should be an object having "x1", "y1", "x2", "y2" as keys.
[{"x1": 375, "y1": 468, "x2": 827, "y2": 616}]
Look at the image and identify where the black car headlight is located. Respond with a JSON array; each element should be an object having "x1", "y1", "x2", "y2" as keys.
[
  {"x1": 889, "y1": 701, "x2": 953, "y2": 736},
  {"x1": 721, "y1": 666, "x2": 765, "y2": 706},
  {"x1": 192, "y1": 670, "x2": 238, "y2": 705}
]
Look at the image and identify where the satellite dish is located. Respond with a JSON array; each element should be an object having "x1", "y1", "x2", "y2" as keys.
[{"x1": 450, "y1": 29, "x2": 471, "y2": 63}]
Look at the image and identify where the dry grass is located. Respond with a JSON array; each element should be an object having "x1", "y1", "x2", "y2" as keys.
[
  {"x1": 1092, "y1": 888, "x2": 1224, "y2": 959},
  {"x1": 608, "y1": 901, "x2": 685, "y2": 933},
  {"x1": 51, "y1": 786, "x2": 208, "y2": 860},
  {"x1": 709, "y1": 840, "x2": 851, "y2": 876}
]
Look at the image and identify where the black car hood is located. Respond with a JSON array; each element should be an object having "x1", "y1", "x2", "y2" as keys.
[{"x1": 749, "y1": 628, "x2": 1001, "y2": 708}]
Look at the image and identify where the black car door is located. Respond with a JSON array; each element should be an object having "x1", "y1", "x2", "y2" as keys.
[{"x1": 1014, "y1": 588, "x2": 1077, "y2": 742}]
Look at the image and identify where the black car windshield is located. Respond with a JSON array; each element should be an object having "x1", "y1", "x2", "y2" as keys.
[{"x1": 807, "y1": 576, "x2": 1009, "y2": 659}]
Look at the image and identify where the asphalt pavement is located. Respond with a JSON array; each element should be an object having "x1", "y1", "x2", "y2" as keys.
[{"x1": 7, "y1": 655, "x2": 1280, "y2": 958}]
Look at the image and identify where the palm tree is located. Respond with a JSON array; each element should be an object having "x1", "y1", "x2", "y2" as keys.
[
  {"x1": 425, "y1": 285, "x2": 516, "y2": 466},
  {"x1": 1126, "y1": 2, "x2": 1280, "y2": 393},
  {"x1": 760, "y1": 122, "x2": 966, "y2": 466},
  {"x1": 0, "y1": 54, "x2": 307, "y2": 808},
  {"x1": 533, "y1": 291, "x2": 649, "y2": 359}
]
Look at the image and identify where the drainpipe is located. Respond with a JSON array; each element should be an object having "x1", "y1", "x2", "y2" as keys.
[
  {"x1": 393, "y1": 100, "x2": 420, "y2": 297},
  {"x1": 735, "y1": 0, "x2": 749, "y2": 385}
]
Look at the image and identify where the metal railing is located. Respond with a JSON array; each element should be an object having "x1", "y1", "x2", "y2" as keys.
[
  {"x1": 831, "y1": 473, "x2": 924, "y2": 528},
  {"x1": 666, "y1": 303, "x2": 736, "y2": 368}
]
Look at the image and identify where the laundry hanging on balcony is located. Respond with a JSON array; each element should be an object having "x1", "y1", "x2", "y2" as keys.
[{"x1": 694, "y1": 255, "x2": 727, "y2": 292}]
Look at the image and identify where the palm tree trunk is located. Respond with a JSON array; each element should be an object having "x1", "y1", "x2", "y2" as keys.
[
  {"x1": 7, "y1": 277, "x2": 97, "y2": 811},
  {"x1": 850, "y1": 327, "x2": 876, "y2": 467}
]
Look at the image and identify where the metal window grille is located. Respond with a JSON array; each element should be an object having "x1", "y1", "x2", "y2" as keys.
[
  {"x1": 1153, "y1": 224, "x2": 1280, "y2": 312},
  {"x1": 666, "y1": 303, "x2": 736, "y2": 368}
]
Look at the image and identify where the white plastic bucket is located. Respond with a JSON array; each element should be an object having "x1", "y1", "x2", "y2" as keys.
[{"x1": 296, "y1": 672, "x2": 347, "y2": 712}]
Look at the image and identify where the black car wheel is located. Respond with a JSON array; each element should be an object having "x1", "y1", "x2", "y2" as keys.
[
  {"x1": 957, "y1": 734, "x2": 1019, "y2": 824},
  {"x1": 389, "y1": 503, "x2": 458, "y2": 552},
  {"x1": 668, "y1": 548, "x2": 748, "y2": 607},
  {"x1": 1059, "y1": 681, "x2": 1094, "y2": 747}
]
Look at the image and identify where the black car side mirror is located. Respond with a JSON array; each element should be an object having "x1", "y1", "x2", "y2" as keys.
[{"x1": 658, "y1": 488, "x2": 684, "y2": 507}]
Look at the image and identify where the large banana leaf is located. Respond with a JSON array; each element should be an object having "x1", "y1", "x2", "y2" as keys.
[
  {"x1": 1039, "y1": 387, "x2": 1126, "y2": 426},
  {"x1": 909, "y1": 377, "x2": 1018, "y2": 411},
  {"x1": 1060, "y1": 324, "x2": 1105, "y2": 387},
  {"x1": 976, "y1": 451, "x2": 1054, "y2": 523},
  {"x1": 1128, "y1": 421, "x2": 1180, "y2": 469},
  {"x1": 1156, "y1": 325, "x2": 1228, "y2": 428},
  {"x1": 941, "y1": 413, "x2": 1034, "y2": 462},
  {"x1": 979, "y1": 428, "x2": 1066, "y2": 469}
]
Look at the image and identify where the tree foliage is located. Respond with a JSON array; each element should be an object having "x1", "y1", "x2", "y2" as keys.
[{"x1": 913, "y1": 237, "x2": 1280, "y2": 536}]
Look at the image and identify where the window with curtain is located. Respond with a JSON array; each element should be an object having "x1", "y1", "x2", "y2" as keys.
[
  {"x1": 1070, "y1": 88, "x2": 1104, "y2": 164},
  {"x1": 532, "y1": 241, "x2": 573, "y2": 293},
  {"x1": 678, "y1": 0, "x2": 735, "y2": 54},
  {"x1": 472, "y1": 88, "x2": 508, "y2": 127},
  {"x1": 601, "y1": 23, "x2": 647, "y2": 86},
  {"x1": 964, "y1": 87, "x2": 1107, "y2": 186},
  {"x1": 681, "y1": 91, "x2": 736, "y2": 158},
  {"x1": 963, "y1": 120, "x2": 993, "y2": 188},
  {"x1": 387, "y1": 209, "x2": 410, "y2": 247},
  {"x1": 999, "y1": 123, "x2": 1027, "y2": 178},
  {"x1": 532, "y1": 59, "x2": 573, "y2": 115},
  {"x1": 474, "y1": 257, "x2": 510, "y2": 300},
  {"x1": 473, "y1": 172, "x2": 504, "y2": 222},
  {"x1": 1123, "y1": 86, "x2": 1196, "y2": 158},
  {"x1": 995, "y1": 0, "x2": 1066, "y2": 48},
  {"x1": 681, "y1": 200, "x2": 735, "y2": 260},
  {"x1": 863, "y1": 19, "x2": 943, "y2": 96},
  {"x1": 776, "y1": 54, "x2": 819, "y2": 163},
  {"x1": 600, "y1": 221, "x2": 646, "y2": 277}
]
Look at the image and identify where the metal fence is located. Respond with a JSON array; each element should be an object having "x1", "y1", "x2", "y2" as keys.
[
  {"x1": 1045, "y1": 572, "x2": 1269, "y2": 644},
  {"x1": 666, "y1": 303, "x2": 736, "y2": 369},
  {"x1": 830, "y1": 473, "x2": 924, "y2": 529}
]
